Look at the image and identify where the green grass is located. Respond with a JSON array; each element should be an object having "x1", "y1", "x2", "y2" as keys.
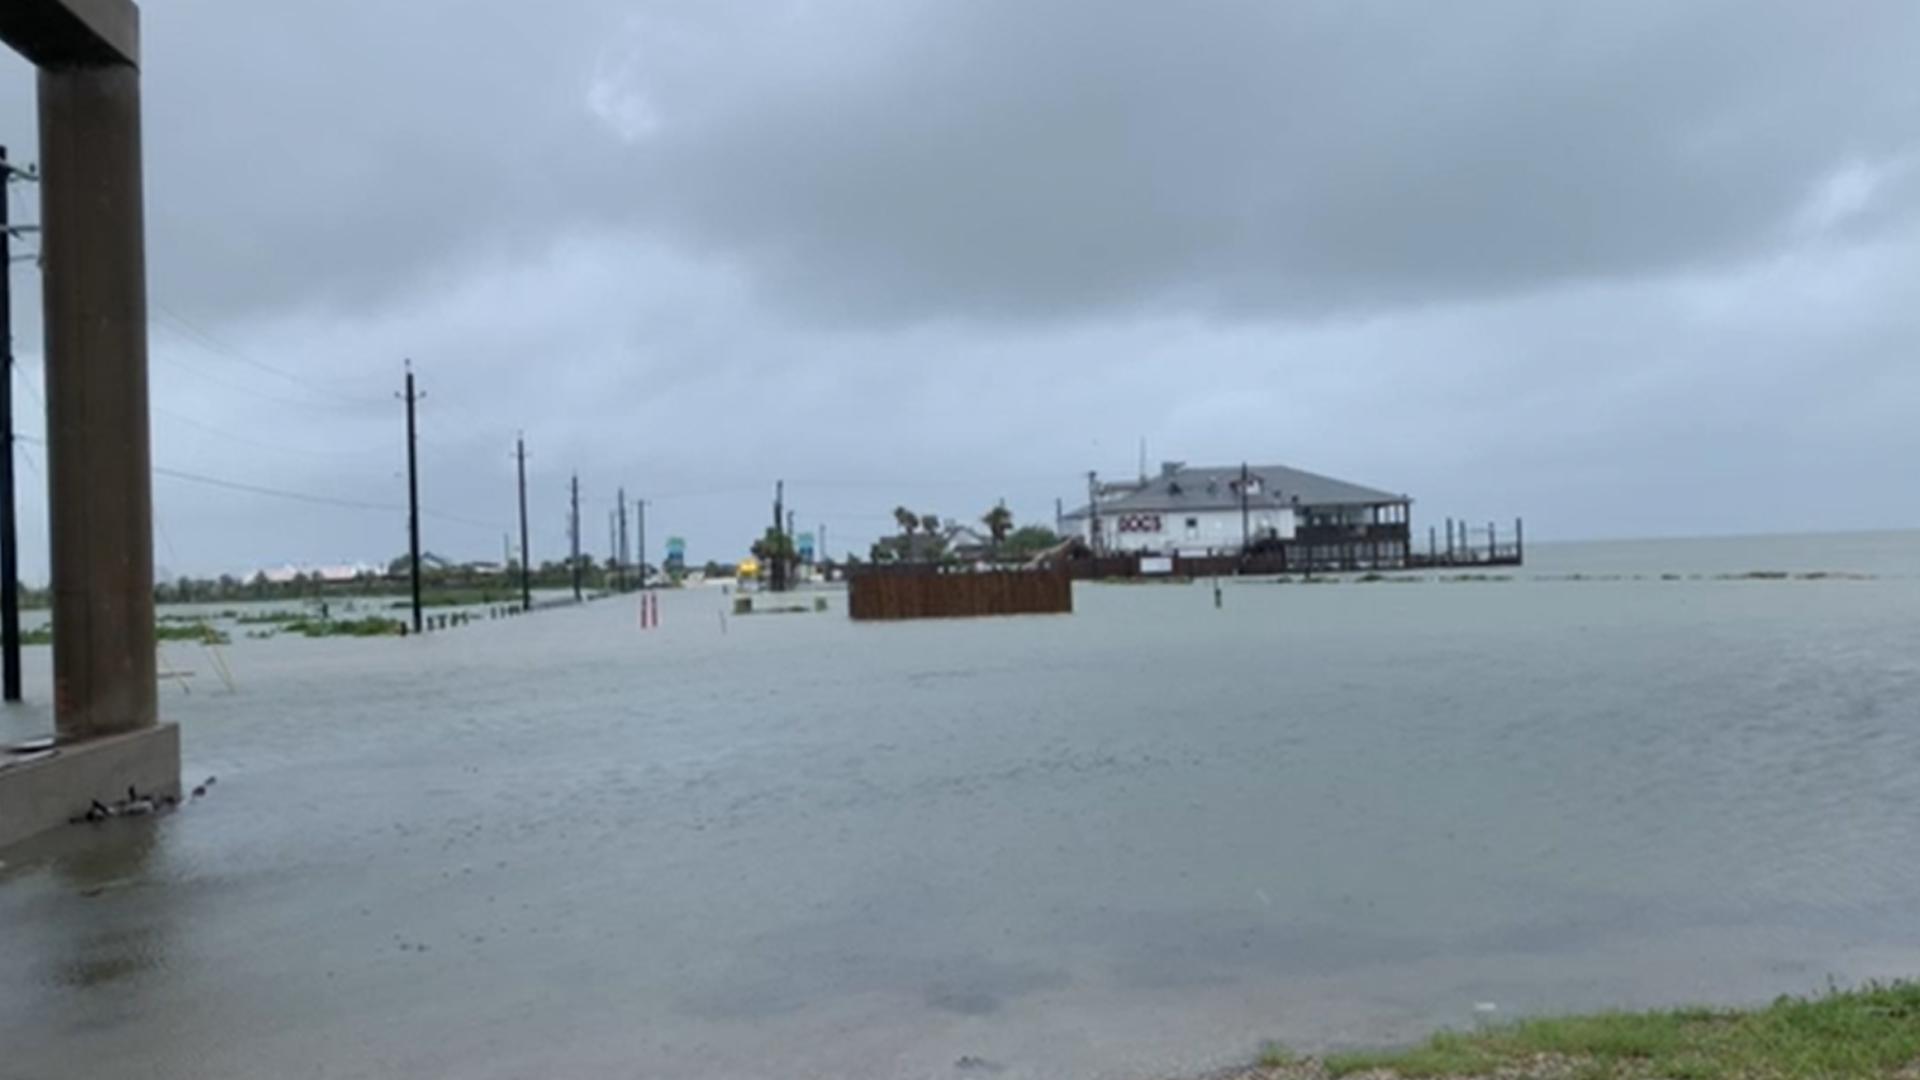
[
  {"x1": 154, "y1": 622, "x2": 231, "y2": 645},
  {"x1": 22, "y1": 623, "x2": 228, "y2": 646},
  {"x1": 389, "y1": 587, "x2": 522, "y2": 609},
  {"x1": 282, "y1": 616, "x2": 407, "y2": 638},
  {"x1": 1258, "y1": 1042, "x2": 1300, "y2": 1069},
  {"x1": 1318, "y1": 983, "x2": 1920, "y2": 1079},
  {"x1": 233, "y1": 609, "x2": 307, "y2": 625}
]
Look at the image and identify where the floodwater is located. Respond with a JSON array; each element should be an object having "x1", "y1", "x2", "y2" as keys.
[{"x1": 3, "y1": 531, "x2": 1919, "y2": 1080}]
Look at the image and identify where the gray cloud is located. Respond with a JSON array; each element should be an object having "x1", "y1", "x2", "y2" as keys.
[
  {"x1": 616, "y1": 1, "x2": 1920, "y2": 323},
  {"x1": 1, "y1": 1, "x2": 1917, "y2": 576}
]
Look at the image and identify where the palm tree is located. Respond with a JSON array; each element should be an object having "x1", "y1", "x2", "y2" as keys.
[
  {"x1": 893, "y1": 506, "x2": 919, "y2": 535},
  {"x1": 982, "y1": 503, "x2": 1013, "y2": 546},
  {"x1": 920, "y1": 513, "x2": 941, "y2": 535}
]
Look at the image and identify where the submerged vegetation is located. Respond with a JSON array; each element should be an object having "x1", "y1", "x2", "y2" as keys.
[
  {"x1": 278, "y1": 616, "x2": 408, "y2": 638},
  {"x1": 23, "y1": 622, "x2": 229, "y2": 646},
  {"x1": 155, "y1": 623, "x2": 231, "y2": 645},
  {"x1": 1227, "y1": 984, "x2": 1920, "y2": 1080},
  {"x1": 233, "y1": 609, "x2": 307, "y2": 625},
  {"x1": 388, "y1": 587, "x2": 523, "y2": 609},
  {"x1": 1140, "y1": 569, "x2": 1878, "y2": 587}
]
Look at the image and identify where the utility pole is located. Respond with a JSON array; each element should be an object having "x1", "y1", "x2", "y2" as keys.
[
  {"x1": 818, "y1": 523, "x2": 826, "y2": 568},
  {"x1": 0, "y1": 144, "x2": 26, "y2": 701},
  {"x1": 787, "y1": 508, "x2": 798, "y2": 582},
  {"x1": 1086, "y1": 471, "x2": 1100, "y2": 554},
  {"x1": 635, "y1": 498, "x2": 646, "y2": 588},
  {"x1": 1054, "y1": 497, "x2": 1063, "y2": 536},
  {"x1": 616, "y1": 486, "x2": 628, "y2": 592},
  {"x1": 399, "y1": 361, "x2": 423, "y2": 634},
  {"x1": 570, "y1": 473, "x2": 581, "y2": 601},
  {"x1": 1239, "y1": 461, "x2": 1252, "y2": 557},
  {"x1": 516, "y1": 434, "x2": 531, "y2": 610},
  {"x1": 771, "y1": 479, "x2": 786, "y2": 592}
]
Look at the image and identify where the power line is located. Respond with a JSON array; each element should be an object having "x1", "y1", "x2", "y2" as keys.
[
  {"x1": 153, "y1": 463, "x2": 407, "y2": 514},
  {"x1": 14, "y1": 432, "x2": 501, "y2": 530},
  {"x1": 151, "y1": 402, "x2": 362, "y2": 460},
  {"x1": 148, "y1": 332, "x2": 339, "y2": 412},
  {"x1": 150, "y1": 301, "x2": 384, "y2": 408}
]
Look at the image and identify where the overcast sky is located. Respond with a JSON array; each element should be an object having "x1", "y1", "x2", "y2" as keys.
[{"x1": 3, "y1": 0, "x2": 1918, "y2": 577}]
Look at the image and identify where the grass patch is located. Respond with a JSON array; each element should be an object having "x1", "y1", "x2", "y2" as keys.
[
  {"x1": 282, "y1": 616, "x2": 407, "y2": 638},
  {"x1": 24, "y1": 623, "x2": 227, "y2": 645},
  {"x1": 233, "y1": 609, "x2": 306, "y2": 625},
  {"x1": 388, "y1": 587, "x2": 521, "y2": 609},
  {"x1": 1258, "y1": 1041, "x2": 1300, "y2": 1068},
  {"x1": 1318, "y1": 983, "x2": 1920, "y2": 1079},
  {"x1": 155, "y1": 622, "x2": 230, "y2": 645}
]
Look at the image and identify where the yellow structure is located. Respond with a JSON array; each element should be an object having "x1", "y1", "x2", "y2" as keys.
[{"x1": 737, "y1": 555, "x2": 761, "y2": 579}]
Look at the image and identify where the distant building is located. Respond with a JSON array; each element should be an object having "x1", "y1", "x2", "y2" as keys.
[
  {"x1": 1060, "y1": 461, "x2": 1411, "y2": 564},
  {"x1": 253, "y1": 561, "x2": 381, "y2": 585},
  {"x1": 943, "y1": 524, "x2": 994, "y2": 563}
]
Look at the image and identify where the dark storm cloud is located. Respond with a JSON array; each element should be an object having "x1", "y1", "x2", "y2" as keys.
[
  {"x1": 3, "y1": 0, "x2": 1918, "y2": 576},
  {"x1": 615, "y1": 0, "x2": 1920, "y2": 323},
  {"x1": 126, "y1": 0, "x2": 629, "y2": 320},
  {"x1": 64, "y1": 0, "x2": 1920, "y2": 326}
]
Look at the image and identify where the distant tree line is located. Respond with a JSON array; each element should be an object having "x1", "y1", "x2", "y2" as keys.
[
  {"x1": 864, "y1": 504, "x2": 1059, "y2": 565},
  {"x1": 9, "y1": 552, "x2": 660, "y2": 610}
]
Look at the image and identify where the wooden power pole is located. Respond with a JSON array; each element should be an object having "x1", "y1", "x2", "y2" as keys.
[
  {"x1": 570, "y1": 473, "x2": 581, "y2": 601},
  {"x1": 516, "y1": 434, "x2": 531, "y2": 610},
  {"x1": 400, "y1": 361, "x2": 423, "y2": 634},
  {"x1": 0, "y1": 145, "x2": 24, "y2": 700}
]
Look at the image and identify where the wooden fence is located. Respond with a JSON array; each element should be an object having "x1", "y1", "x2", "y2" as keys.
[{"x1": 847, "y1": 568, "x2": 1073, "y2": 621}]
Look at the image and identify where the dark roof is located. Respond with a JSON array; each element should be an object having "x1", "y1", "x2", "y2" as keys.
[{"x1": 1063, "y1": 462, "x2": 1406, "y2": 519}]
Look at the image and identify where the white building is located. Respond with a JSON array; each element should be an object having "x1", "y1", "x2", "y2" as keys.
[
  {"x1": 1060, "y1": 461, "x2": 1411, "y2": 558},
  {"x1": 253, "y1": 561, "x2": 381, "y2": 585}
]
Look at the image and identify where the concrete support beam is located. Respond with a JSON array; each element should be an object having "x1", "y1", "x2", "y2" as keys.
[
  {"x1": 0, "y1": 0, "x2": 139, "y2": 68},
  {"x1": 0, "y1": 724, "x2": 178, "y2": 849},
  {"x1": 38, "y1": 61, "x2": 159, "y2": 743}
]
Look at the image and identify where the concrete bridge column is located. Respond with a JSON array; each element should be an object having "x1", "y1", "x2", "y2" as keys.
[
  {"x1": 40, "y1": 62, "x2": 158, "y2": 741},
  {"x1": 0, "y1": 0, "x2": 177, "y2": 850}
]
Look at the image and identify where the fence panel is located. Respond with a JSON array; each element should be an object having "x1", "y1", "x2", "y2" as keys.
[{"x1": 847, "y1": 569, "x2": 1073, "y2": 620}]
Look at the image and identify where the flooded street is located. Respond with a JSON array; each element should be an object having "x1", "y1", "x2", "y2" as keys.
[{"x1": 5, "y1": 534, "x2": 1920, "y2": 1080}]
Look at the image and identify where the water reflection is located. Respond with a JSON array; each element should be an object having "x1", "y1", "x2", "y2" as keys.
[{"x1": 3, "y1": 818, "x2": 176, "y2": 995}]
